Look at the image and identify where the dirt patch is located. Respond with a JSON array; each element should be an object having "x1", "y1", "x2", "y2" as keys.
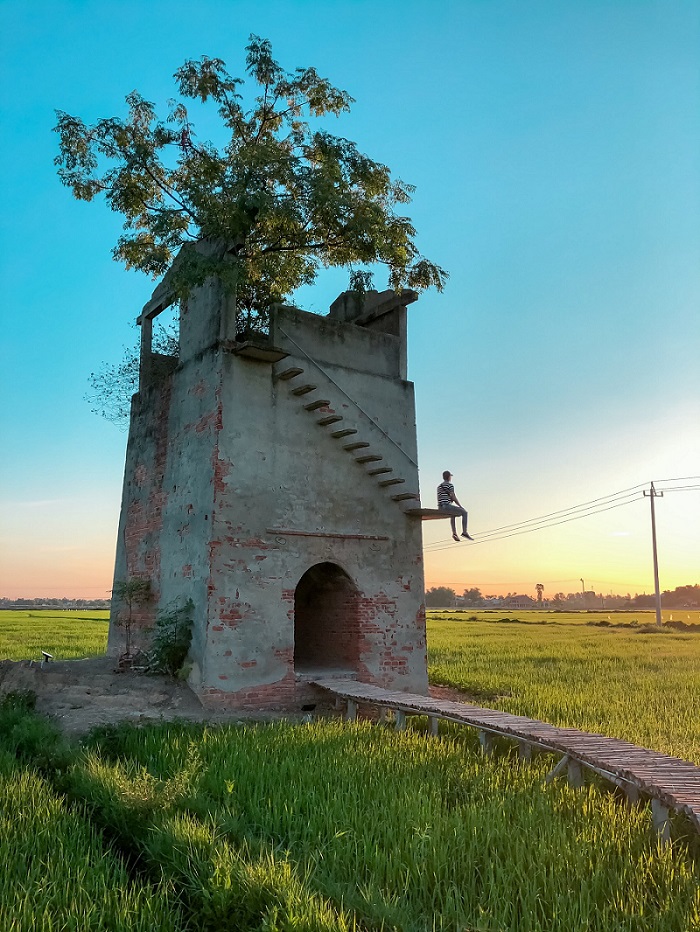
[
  {"x1": 0, "y1": 658, "x2": 468, "y2": 737},
  {"x1": 429, "y1": 683, "x2": 482, "y2": 704},
  {"x1": 0, "y1": 656, "x2": 313, "y2": 737}
]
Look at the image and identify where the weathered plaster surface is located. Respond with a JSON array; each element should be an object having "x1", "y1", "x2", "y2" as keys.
[{"x1": 110, "y1": 274, "x2": 428, "y2": 708}]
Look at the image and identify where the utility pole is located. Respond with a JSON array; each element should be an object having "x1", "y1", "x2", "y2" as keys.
[
  {"x1": 643, "y1": 482, "x2": 664, "y2": 627},
  {"x1": 580, "y1": 578, "x2": 585, "y2": 608}
]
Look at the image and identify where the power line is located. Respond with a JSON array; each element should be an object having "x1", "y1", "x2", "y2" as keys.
[
  {"x1": 423, "y1": 485, "x2": 645, "y2": 549},
  {"x1": 474, "y1": 492, "x2": 642, "y2": 541},
  {"x1": 657, "y1": 485, "x2": 700, "y2": 494},
  {"x1": 653, "y1": 475, "x2": 700, "y2": 485},
  {"x1": 433, "y1": 578, "x2": 583, "y2": 587},
  {"x1": 424, "y1": 496, "x2": 640, "y2": 553},
  {"x1": 456, "y1": 482, "x2": 646, "y2": 539},
  {"x1": 423, "y1": 477, "x2": 700, "y2": 553},
  {"x1": 584, "y1": 579, "x2": 650, "y2": 588}
]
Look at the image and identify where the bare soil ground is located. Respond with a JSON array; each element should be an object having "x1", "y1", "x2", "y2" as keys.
[
  {"x1": 0, "y1": 657, "x2": 312, "y2": 737},
  {"x1": 0, "y1": 657, "x2": 475, "y2": 737},
  {"x1": 428, "y1": 683, "x2": 481, "y2": 704}
]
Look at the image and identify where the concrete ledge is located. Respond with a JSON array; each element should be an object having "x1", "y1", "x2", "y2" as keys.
[
  {"x1": 402, "y1": 507, "x2": 453, "y2": 519},
  {"x1": 224, "y1": 340, "x2": 290, "y2": 362},
  {"x1": 267, "y1": 527, "x2": 389, "y2": 541}
]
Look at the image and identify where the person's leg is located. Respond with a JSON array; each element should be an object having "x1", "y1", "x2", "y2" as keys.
[
  {"x1": 458, "y1": 506, "x2": 473, "y2": 539},
  {"x1": 439, "y1": 504, "x2": 459, "y2": 540}
]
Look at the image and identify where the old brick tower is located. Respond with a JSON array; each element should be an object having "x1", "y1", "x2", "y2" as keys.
[{"x1": 109, "y1": 247, "x2": 431, "y2": 708}]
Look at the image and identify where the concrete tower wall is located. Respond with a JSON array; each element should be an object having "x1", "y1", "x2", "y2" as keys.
[{"x1": 109, "y1": 268, "x2": 428, "y2": 709}]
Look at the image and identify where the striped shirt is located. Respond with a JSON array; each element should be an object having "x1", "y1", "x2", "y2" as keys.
[{"x1": 437, "y1": 481, "x2": 454, "y2": 507}]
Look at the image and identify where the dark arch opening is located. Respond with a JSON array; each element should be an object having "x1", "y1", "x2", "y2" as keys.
[{"x1": 294, "y1": 562, "x2": 360, "y2": 674}]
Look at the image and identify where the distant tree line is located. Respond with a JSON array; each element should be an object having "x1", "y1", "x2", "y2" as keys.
[
  {"x1": 0, "y1": 597, "x2": 111, "y2": 610},
  {"x1": 425, "y1": 584, "x2": 700, "y2": 609}
]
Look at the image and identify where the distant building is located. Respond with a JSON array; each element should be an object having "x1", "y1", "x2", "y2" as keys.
[
  {"x1": 502, "y1": 595, "x2": 536, "y2": 610},
  {"x1": 482, "y1": 597, "x2": 504, "y2": 608}
]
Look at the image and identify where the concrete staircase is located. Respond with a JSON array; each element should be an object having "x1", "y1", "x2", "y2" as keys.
[{"x1": 275, "y1": 364, "x2": 420, "y2": 510}]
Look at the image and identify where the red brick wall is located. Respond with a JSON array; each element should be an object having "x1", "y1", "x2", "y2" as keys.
[
  {"x1": 113, "y1": 380, "x2": 173, "y2": 649},
  {"x1": 198, "y1": 675, "x2": 328, "y2": 710},
  {"x1": 294, "y1": 563, "x2": 360, "y2": 671}
]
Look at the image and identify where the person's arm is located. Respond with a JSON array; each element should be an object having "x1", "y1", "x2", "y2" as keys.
[{"x1": 451, "y1": 488, "x2": 461, "y2": 506}]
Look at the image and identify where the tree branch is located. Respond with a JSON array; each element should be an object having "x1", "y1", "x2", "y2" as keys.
[
  {"x1": 140, "y1": 161, "x2": 198, "y2": 221},
  {"x1": 254, "y1": 87, "x2": 282, "y2": 143},
  {"x1": 259, "y1": 238, "x2": 346, "y2": 256}
]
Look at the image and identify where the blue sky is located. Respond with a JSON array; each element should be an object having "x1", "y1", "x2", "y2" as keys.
[{"x1": 1, "y1": 0, "x2": 698, "y2": 598}]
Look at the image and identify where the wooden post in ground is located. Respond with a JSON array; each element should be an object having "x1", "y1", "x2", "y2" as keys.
[
  {"x1": 567, "y1": 759, "x2": 584, "y2": 789},
  {"x1": 651, "y1": 799, "x2": 671, "y2": 845},
  {"x1": 546, "y1": 754, "x2": 570, "y2": 784}
]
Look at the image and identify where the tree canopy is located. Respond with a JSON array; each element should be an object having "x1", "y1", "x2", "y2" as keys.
[
  {"x1": 425, "y1": 587, "x2": 457, "y2": 607},
  {"x1": 54, "y1": 35, "x2": 447, "y2": 321}
]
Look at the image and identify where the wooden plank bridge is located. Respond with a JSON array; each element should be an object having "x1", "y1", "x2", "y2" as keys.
[{"x1": 313, "y1": 678, "x2": 700, "y2": 844}]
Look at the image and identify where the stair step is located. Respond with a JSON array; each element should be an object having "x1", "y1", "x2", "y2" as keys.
[
  {"x1": 277, "y1": 367, "x2": 304, "y2": 380},
  {"x1": 368, "y1": 466, "x2": 393, "y2": 476},
  {"x1": 292, "y1": 384, "x2": 317, "y2": 396},
  {"x1": 304, "y1": 399, "x2": 331, "y2": 411},
  {"x1": 355, "y1": 454, "x2": 383, "y2": 464},
  {"x1": 378, "y1": 477, "x2": 405, "y2": 487},
  {"x1": 318, "y1": 414, "x2": 343, "y2": 426},
  {"x1": 330, "y1": 428, "x2": 357, "y2": 439},
  {"x1": 392, "y1": 492, "x2": 420, "y2": 501},
  {"x1": 343, "y1": 441, "x2": 370, "y2": 451}
]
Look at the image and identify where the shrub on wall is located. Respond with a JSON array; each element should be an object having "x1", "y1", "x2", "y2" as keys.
[{"x1": 148, "y1": 600, "x2": 194, "y2": 677}]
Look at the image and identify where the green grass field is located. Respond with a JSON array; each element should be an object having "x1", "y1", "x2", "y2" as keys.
[
  {"x1": 426, "y1": 610, "x2": 700, "y2": 763},
  {"x1": 0, "y1": 755, "x2": 183, "y2": 931},
  {"x1": 428, "y1": 609, "x2": 700, "y2": 626},
  {"x1": 0, "y1": 609, "x2": 109, "y2": 661},
  {"x1": 1, "y1": 609, "x2": 700, "y2": 929},
  {"x1": 2, "y1": 698, "x2": 700, "y2": 932}
]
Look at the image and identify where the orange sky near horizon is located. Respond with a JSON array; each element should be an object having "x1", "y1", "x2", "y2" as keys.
[{"x1": 1, "y1": 474, "x2": 697, "y2": 601}]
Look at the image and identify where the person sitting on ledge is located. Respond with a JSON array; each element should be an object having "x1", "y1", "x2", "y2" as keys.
[{"x1": 437, "y1": 470, "x2": 474, "y2": 542}]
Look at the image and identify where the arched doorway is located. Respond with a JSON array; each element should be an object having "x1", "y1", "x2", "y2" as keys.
[{"x1": 294, "y1": 562, "x2": 360, "y2": 673}]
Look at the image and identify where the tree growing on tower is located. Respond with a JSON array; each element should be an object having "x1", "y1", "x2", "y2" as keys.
[{"x1": 54, "y1": 34, "x2": 447, "y2": 335}]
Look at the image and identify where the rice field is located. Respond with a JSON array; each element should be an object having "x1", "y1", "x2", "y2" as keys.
[
  {"x1": 4, "y1": 701, "x2": 700, "y2": 931},
  {"x1": 426, "y1": 611, "x2": 700, "y2": 763},
  {"x1": 1, "y1": 609, "x2": 700, "y2": 929},
  {"x1": 0, "y1": 697, "x2": 184, "y2": 931},
  {"x1": 0, "y1": 609, "x2": 109, "y2": 661}
]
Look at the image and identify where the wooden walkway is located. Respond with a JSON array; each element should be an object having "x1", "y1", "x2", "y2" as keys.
[{"x1": 313, "y1": 678, "x2": 700, "y2": 843}]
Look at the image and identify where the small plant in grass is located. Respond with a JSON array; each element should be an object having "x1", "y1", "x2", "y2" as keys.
[
  {"x1": 113, "y1": 578, "x2": 152, "y2": 663},
  {"x1": 149, "y1": 600, "x2": 194, "y2": 677}
]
